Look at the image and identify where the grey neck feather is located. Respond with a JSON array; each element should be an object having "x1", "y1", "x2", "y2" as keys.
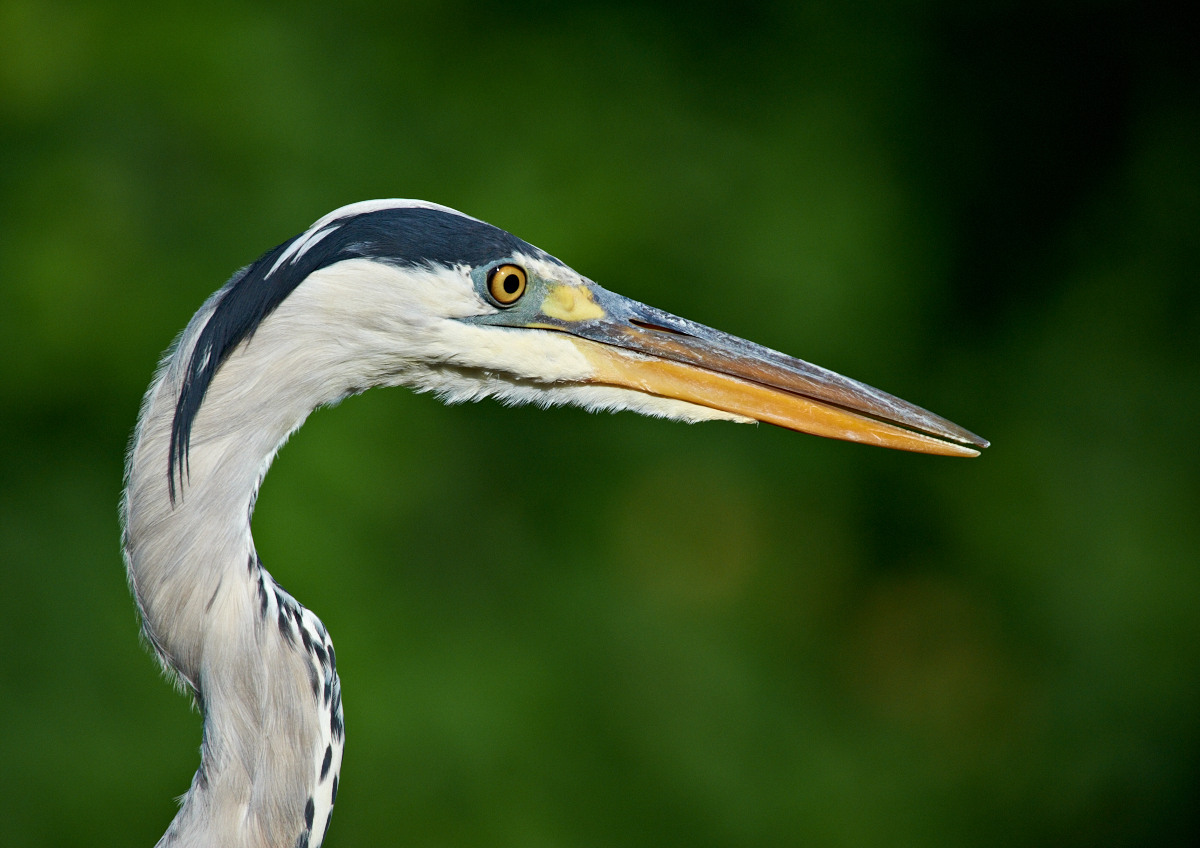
[{"x1": 123, "y1": 291, "x2": 344, "y2": 848}]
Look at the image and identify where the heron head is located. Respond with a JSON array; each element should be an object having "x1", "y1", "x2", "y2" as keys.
[{"x1": 170, "y1": 199, "x2": 985, "y2": 496}]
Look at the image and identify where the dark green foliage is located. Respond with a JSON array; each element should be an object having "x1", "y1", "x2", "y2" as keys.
[{"x1": 1, "y1": 2, "x2": 1196, "y2": 845}]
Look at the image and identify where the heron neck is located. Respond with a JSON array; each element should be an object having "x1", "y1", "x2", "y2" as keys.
[{"x1": 123, "y1": 326, "x2": 343, "y2": 848}]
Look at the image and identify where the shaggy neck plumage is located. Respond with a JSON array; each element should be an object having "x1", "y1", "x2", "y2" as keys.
[{"x1": 123, "y1": 279, "x2": 351, "y2": 848}]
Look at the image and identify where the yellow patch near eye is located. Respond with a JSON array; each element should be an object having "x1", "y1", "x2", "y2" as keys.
[{"x1": 541, "y1": 284, "x2": 606, "y2": 322}]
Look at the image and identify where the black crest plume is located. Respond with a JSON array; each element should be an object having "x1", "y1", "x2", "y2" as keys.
[{"x1": 167, "y1": 207, "x2": 552, "y2": 501}]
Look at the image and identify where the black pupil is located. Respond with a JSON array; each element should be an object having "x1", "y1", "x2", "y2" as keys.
[{"x1": 502, "y1": 274, "x2": 520, "y2": 295}]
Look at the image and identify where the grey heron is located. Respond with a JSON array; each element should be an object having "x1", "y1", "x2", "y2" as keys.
[{"x1": 122, "y1": 199, "x2": 987, "y2": 848}]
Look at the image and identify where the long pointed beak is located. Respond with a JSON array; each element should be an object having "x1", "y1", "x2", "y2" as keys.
[{"x1": 532, "y1": 284, "x2": 988, "y2": 457}]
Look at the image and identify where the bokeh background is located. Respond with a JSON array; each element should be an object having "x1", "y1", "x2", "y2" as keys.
[{"x1": 2, "y1": 1, "x2": 1197, "y2": 845}]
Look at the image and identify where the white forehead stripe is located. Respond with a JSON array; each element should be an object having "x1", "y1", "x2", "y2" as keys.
[
  {"x1": 266, "y1": 224, "x2": 339, "y2": 279},
  {"x1": 307, "y1": 199, "x2": 483, "y2": 231},
  {"x1": 265, "y1": 200, "x2": 486, "y2": 281}
]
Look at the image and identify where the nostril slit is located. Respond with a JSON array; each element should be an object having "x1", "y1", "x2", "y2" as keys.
[{"x1": 630, "y1": 318, "x2": 690, "y2": 337}]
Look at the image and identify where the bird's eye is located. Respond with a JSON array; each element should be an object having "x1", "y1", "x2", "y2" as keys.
[{"x1": 486, "y1": 264, "x2": 527, "y2": 306}]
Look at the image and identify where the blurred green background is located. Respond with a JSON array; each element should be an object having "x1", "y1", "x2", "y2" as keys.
[{"x1": 2, "y1": 1, "x2": 1197, "y2": 845}]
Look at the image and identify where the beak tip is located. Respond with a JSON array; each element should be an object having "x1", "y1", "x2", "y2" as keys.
[{"x1": 965, "y1": 432, "x2": 990, "y2": 452}]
